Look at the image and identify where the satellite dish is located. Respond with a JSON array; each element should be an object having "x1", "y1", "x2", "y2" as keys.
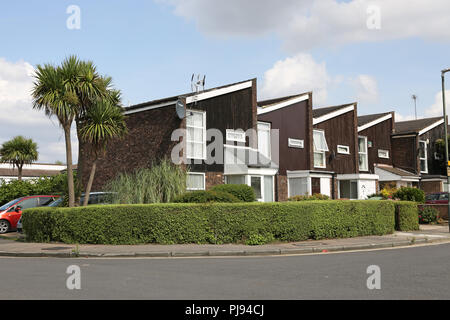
[{"x1": 175, "y1": 99, "x2": 185, "y2": 119}]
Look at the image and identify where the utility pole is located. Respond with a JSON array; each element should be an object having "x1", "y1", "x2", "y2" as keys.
[
  {"x1": 441, "y1": 69, "x2": 450, "y2": 233},
  {"x1": 412, "y1": 94, "x2": 418, "y2": 120}
]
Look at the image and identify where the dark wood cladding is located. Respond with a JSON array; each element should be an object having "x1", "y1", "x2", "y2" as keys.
[
  {"x1": 358, "y1": 115, "x2": 394, "y2": 173},
  {"x1": 418, "y1": 124, "x2": 445, "y2": 175},
  {"x1": 392, "y1": 136, "x2": 417, "y2": 174},
  {"x1": 313, "y1": 107, "x2": 358, "y2": 174},
  {"x1": 258, "y1": 95, "x2": 311, "y2": 175},
  {"x1": 80, "y1": 105, "x2": 183, "y2": 191},
  {"x1": 188, "y1": 81, "x2": 256, "y2": 173}
]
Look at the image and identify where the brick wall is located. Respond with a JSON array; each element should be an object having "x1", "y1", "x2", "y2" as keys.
[
  {"x1": 276, "y1": 175, "x2": 288, "y2": 201},
  {"x1": 205, "y1": 172, "x2": 224, "y2": 190}
]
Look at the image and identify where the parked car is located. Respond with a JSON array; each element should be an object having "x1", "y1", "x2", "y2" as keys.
[
  {"x1": 425, "y1": 192, "x2": 448, "y2": 204},
  {"x1": 16, "y1": 192, "x2": 115, "y2": 233},
  {"x1": 0, "y1": 195, "x2": 59, "y2": 233}
]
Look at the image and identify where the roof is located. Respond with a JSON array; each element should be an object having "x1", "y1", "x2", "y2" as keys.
[
  {"x1": 312, "y1": 103, "x2": 355, "y2": 118},
  {"x1": 124, "y1": 79, "x2": 255, "y2": 113},
  {"x1": 257, "y1": 92, "x2": 310, "y2": 108},
  {"x1": 358, "y1": 112, "x2": 392, "y2": 127},
  {"x1": 393, "y1": 117, "x2": 443, "y2": 135},
  {"x1": 0, "y1": 168, "x2": 63, "y2": 178},
  {"x1": 375, "y1": 166, "x2": 418, "y2": 177}
]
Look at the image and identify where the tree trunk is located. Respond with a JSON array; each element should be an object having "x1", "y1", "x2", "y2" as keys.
[
  {"x1": 17, "y1": 164, "x2": 23, "y2": 181},
  {"x1": 75, "y1": 119, "x2": 83, "y2": 207},
  {"x1": 83, "y1": 158, "x2": 97, "y2": 206},
  {"x1": 64, "y1": 125, "x2": 75, "y2": 207}
]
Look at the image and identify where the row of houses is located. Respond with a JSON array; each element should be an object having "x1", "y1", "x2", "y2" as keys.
[{"x1": 79, "y1": 78, "x2": 448, "y2": 202}]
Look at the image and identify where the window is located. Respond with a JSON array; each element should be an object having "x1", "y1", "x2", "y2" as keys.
[
  {"x1": 337, "y1": 145, "x2": 350, "y2": 155},
  {"x1": 288, "y1": 138, "x2": 304, "y2": 149},
  {"x1": 186, "y1": 110, "x2": 206, "y2": 160},
  {"x1": 226, "y1": 129, "x2": 246, "y2": 143},
  {"x1": 378, "y1": 149, "x2": 389, "y2": 159},
  {"x1": 187, "y1": 173, "x2": 205, "y2": 190},
  {"x1": 358, "y1": 136, "x2": 368, "y2": 171},
  {"x1": 288, "y1": 177, "x2": 308, "y2": 197},
  {"x1": 313, "y1": 130, "x2": 329, "y2": 168},
  {"x1": 258, "y1": 122, "x2": 271, "y2": 159},
  {"x1": 339, "y1": 180, "x2": 358, "y2": 199},
  {"x1": 226, "y1": 175, "x2": 246, "y2": 185},
  {"x1": 251, "y1": 176, "x2": 262, "y2": 200},
  {"x1": 419, "y1": 141, "x2": 428, "y2": 173}
]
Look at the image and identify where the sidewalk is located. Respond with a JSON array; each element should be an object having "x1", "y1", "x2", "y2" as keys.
[{"x1": 0, "y1": 224, "x2": 449, "y2": 258}]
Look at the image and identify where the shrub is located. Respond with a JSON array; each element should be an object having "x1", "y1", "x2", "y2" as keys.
[
  {"x1": 418, "y1": 206, "x2": 438, "y2": 224},
  {"x1": 22, "y1": 200, "x2": 397, "y2": 245},
  {"x1": 288, "y1": 194, "x2": 330, "y2": 201},
  {"x1": 395, "y1": 201, "x2": 420, "y2": 231},
  {"x1": 210, "y1": 184, "x2": 256, "y2": 202},
  {"x1": 104, "y1": 159, "x2": 186, "y2": 204},
  {"x1": 393, "y1": 187, "x2": 425, "y2": 203},
  {"x1": 173, "y1": 190, "x2": 241, "y2": 203}
]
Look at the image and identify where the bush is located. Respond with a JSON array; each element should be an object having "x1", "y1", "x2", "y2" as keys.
[
  {"x1": 393, "y1": 187, "x2": 425, "y2": 203},
  {"x1": 288, "y1": 194, "x2": 330, "y2": 201},
  {"x1": 210, "y1": 184, "x2": 256, "y2": 202},
  {"x1": 418, "y1": 206, "x2": 438, "y2": 224},
  {"x1": 22, "y1": 200, "x2": 397, "y2": 245},
  {"x1": 395, "y1": 201, "x2": 420, "y2": 231},
  {"x1": 173, "y1": 190, "x2": 241, "y2": 203},
  {"x1": 104, "y1": 159, "x2": 186, "y2": 204}
]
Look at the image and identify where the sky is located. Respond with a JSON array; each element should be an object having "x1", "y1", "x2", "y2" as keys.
[{"x1": 1, "y1": 0, "x2": 450, "y2": 163}]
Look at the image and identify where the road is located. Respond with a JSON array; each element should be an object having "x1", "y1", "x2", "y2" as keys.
[{"x1": 1, "y1": 243, "x2": 449, "y2": 300}]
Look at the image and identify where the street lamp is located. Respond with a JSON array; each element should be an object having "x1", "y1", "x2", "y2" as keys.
[{"x1": 441, "y1": 68, "x2": 450, "y2": 232}]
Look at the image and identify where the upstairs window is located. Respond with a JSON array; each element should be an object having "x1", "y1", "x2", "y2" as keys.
[
  {"x1": 358, "y1": 136, "x2": 368, "y2": 171},
  {"x1": 313, "y1": 130, "x2": 328, "y2": 168},
  {"x1": 419, "y1": 140, "x2": 428, "y2": 173},
  {"x1": 258, "y1": 122, "x2": 271, "y2": 159},
  {"x1": 186, "y1": 110, "x2": 206, "y2": 160},
  {"x1": 378, "y1": 149, "x2": 389, "y2": 159}
]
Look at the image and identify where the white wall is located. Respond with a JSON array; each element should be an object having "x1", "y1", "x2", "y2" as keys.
[{"x1": 358, "y1": 180, "x2": 377, "y2": 199}]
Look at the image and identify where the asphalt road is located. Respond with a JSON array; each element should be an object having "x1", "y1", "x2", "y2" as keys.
[{"x1": 1, "y1": 243, "x2": 449, "y2": 300}]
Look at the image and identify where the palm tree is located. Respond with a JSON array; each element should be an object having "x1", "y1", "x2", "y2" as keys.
[
  {"x1": 78, "y1": 97, "x2": 127, "y2": 206},
  {"x1": 0, "y1": 136, "x2": 38, "y2": 181},
  {"x1": 32, "y1": 56, "x2": 112, "y2": 207}
]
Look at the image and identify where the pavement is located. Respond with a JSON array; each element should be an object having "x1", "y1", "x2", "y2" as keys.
[{"x1": 0, "y1": 224, "x2": 449, "y2": 258}]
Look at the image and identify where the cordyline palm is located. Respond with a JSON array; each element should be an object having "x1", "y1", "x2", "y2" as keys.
[
  {"x1": 0, "y1": 136, "x2": 38, "y2": 181},
  {"x1": 32, "y1": 56, "x2": 110, "y2": 207},
  {"x1": 78, "y1": 97, "x2": 127, "y2": 206}
]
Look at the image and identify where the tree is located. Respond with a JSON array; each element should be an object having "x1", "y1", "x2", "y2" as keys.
[
  {"x1": 0, "y1": 136, "x2": 38, "y2": 181},
  {"x1": 32, "y1": 56, "x2": 112, "y2": 207},
  {"x1": 78, "y1": 97, "x2": 127, "y2": 206}
]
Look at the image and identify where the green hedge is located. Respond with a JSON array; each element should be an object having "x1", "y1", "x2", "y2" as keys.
[
  {"x1": 210, "y1": 184, "x2": 256, "y2": 202},
  {"x1": 22, "y1": 200, "x2": 400, "y2": 245},
  {"x1": 173, "y1": 190, "x2": 242, "y2": 203},
  {"x1": 394, "y1": 201, "x2": 419, "y2": 231}
]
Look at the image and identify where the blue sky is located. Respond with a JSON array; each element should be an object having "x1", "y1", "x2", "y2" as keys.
[{"x1": 1, "y1": 0, "x2": 450, "y2": 162}]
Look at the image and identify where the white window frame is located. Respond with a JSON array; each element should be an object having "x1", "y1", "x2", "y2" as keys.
[
  {"x1": 419, "y1": 140, "x2": 428, "y2": 173},
  {"x1": 378, "y1": 149, "x2": 389, "y2": 159},
  {"x1": 225, "y1": 174, "x2": 275, "y2": 202},
  {"x1": 337, "y1": 145, "x2": 350, "y2": 155},
  {"x1": 313, "y1": 129, "x2": 328, "y2": 169},
  {"x1": 257, "y1": 122, "x2": 271, "y2": 160},
  {"x1": 358, "y1": 136, "x2": 369, "y2": 172},
  {"x1": 288, "y1": 138, "x2": 304, "y2": 149},
  {"x1": 226, "y1": 129, "x2": 246, "y2": 143},
  {"x1": 186, "y1": 109, "x2": 206, "y2": 160},
  {"x1": 186, "y1": 172, "x2": 206, "y2": 191}
]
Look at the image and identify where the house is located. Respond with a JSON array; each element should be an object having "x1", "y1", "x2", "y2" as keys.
[
  {"x1": 390, "y1": 116, "x2": 447, "y2": 193},
  {"x1": 356, "y1": 112, "x2": 420, "y2": 190},
  {"x1": 79, "y1": 79, "x2": 279, "y2": 202},
  {"x1": 0, "y1": 163, "x2": 69, "y2": 183}
]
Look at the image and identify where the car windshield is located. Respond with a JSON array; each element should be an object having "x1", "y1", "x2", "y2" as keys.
[
  {"x1": 0, "y1": 198, "x2": 22, "y2": 211},
  {"x1": 425, "y1": 194, "x2": 440, "y2": 201},
  {"x1": 48, "y1": 197, "x2": 63, "y2": 207}
]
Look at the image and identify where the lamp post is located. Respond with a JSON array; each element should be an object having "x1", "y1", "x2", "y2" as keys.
[{"x1": 441, "y1": 68, "x2": 450, "y2": 232}]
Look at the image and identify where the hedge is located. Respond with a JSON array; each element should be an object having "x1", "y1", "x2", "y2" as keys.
[
  {"x1": 394, "y1": 201, "x2": 419, "y2": 230},
  {"x1": 210, "y1": 184, "x2": 256, "y2": 202},
  {"x1": 173, "y1": 190, "x2": 242, "y2": 203},
  {"x1": 20, "y1": 200, "x2": 410, "y2": 245}
]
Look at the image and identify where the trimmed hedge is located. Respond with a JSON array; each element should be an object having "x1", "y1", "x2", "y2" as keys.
[
  {"x1": 22, "y1": 200, "x2": 401, "y2": 245},
  {"x1": 394, "y1": 201, "x2": 419, "y2": 231},
  {"x1": 173, "y1": 190, "x2": 242, "y2": 203},
  {"x1": 210, "y1": 184, "x2": 256, "y2": 202}
]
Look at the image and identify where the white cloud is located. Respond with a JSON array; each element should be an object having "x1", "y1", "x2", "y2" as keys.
[
  {"x1": 352, "y1": 75, "x2": 379, "y2": 104},
  {"x1": 395, "y1": 112, "x2": 419, "y2": 122},
  {"x1": 260, "y1": 53, "x2": 330, "y2": 105},
  {"x1": 0, "y1": 57, "x2": 78, "y2": 164},
  {"x1": 164, "y1": 0, "x2": 450, "y2": 51},
  {"x1": 424, "y1": 90, "x2": 450, "y2": 117}
]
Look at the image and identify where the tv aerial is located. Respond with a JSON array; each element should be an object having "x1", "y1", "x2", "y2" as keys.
[{"x1": 190, "y1": 74, "x2": 206, "y2": 106}]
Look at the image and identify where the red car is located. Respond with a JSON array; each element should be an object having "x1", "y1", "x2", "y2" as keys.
[
  {"x1": 425, "y1": 192, "x2": 449, "y2": 204},
  {"x1": 0, "y1": 195, "x2": 59, "y2": 234}
]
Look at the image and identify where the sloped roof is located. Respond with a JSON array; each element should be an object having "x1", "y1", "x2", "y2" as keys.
[
  {"x1": 0, "y1": 168, "x2": 63, "y2": 178},
  {"x1": 393, "y1": 117, "x2": 443, "y2": 135},
  {"x1": 375, "y1": 166, "x2": 418, "y2": 177},
  {"x1": 358, "y1": 112, "x2": 392, "y2": 127},
  {"x1": 312, "y1": 103, "x2": 355, "y2": 118},
  {"x1": 257, "y1": 92, "x2": 310, "y2": 108}
]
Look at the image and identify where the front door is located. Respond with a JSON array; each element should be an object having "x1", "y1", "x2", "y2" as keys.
[{"x1": 311, "y1": 178, "x2": 321, "y2": 195}]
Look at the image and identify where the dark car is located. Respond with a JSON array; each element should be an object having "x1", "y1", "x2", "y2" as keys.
[
  {"x1": 425, "y1": 192, "x2": 448, "y2": 204},
  {"x1": 47, "y1": 192, "x2": 115, "y2": 207},
  {"x1": 0, "y1": 195, "x2": 59, "y2": 233}
]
